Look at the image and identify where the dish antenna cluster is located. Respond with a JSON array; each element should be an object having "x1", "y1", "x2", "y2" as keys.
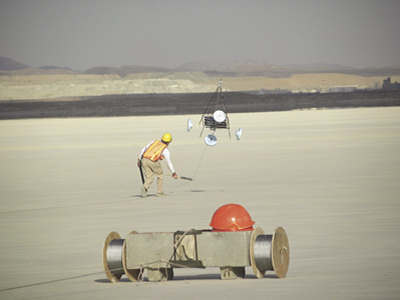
[{"x1": 187, "y1": 79, "x2": 242, "y2": 146}]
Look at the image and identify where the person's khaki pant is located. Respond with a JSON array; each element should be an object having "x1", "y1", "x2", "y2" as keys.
[{"x1": 141, "y1": 158, "x2": 163, "y2": 193}]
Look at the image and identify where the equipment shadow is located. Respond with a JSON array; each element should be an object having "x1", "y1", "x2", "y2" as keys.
[{"x1": 95, "y1": 273, "x2": 278, "y2": 283}]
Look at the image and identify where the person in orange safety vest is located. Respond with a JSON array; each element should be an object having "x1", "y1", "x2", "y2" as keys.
[{"x1": 137, "y1": 133, "x2": 178, "y2": 197}]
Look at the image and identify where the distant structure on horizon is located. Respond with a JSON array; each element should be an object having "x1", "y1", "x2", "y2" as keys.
[
  {"x1": 328, "y1": 86, "x2": 358, "y2": 93},
  {"x1": 382, "y1": 77, "x2": 400, "y2": 90}
]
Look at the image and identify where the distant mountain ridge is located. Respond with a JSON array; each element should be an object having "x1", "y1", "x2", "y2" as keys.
[
  {"x1": 1, "y1": 56, "x2": 399, "y2": 78},
  {"x1": 83, "y1": 65, "x2": 173, "y2": 77},
  {"x1": 283, "y1": 63, "x2": 355, "y2": 70},
  {"x1": 0, "y1": 56, "x2": 31, "y2": 71},
  {"x1": 0, "y1": 56, "x2": 75, "y2": 74},
  {"x1": 38, "y1": 65, "x2": 74, "y2": 71},
  {"x1": 175, "y1": 59, "x2": 273, "y2": 71}
]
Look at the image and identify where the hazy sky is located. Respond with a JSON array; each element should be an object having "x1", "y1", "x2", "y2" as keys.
[{"x1": 1, "y1": 0, "x2": 399, "y2": 71}]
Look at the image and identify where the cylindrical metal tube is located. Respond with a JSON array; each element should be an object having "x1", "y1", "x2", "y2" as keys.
[
  {"x1": 106, "y1": 239, "x2": 125, "y2": 276},
  {"x1": 254, "y1": 234, "x2": 273, "y2": 272}
]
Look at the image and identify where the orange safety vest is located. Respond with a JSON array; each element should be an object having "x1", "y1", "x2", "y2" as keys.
[{"x1": 142, "y1": 140, "x2": 167, "y2": 162}]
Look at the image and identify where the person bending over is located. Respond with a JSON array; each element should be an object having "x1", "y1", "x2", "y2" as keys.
[{"x1": 137, "y1": 133, "x2": 178, "y2": 197}]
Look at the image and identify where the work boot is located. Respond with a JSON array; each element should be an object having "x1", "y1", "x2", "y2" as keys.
[
  {"x1": 141, "y1": 186, "x2": 147, "y2": 198},
  {"x1": 157, "y1": 192, "x2": 166, "y2": 197}
]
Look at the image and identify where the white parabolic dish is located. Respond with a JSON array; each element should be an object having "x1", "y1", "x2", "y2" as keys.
[{"x1": 204, "y1": 134, "x2": 218, "y2": 146}]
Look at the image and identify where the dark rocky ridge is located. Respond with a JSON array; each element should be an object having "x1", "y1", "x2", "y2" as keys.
[{"x1": 2, "y1": 56, "x2": 400, "y2": 78}]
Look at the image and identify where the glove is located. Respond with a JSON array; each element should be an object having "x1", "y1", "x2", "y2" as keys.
[
  {"x1": 137, "y1": 159, "x2": 142, "y2": 167},
  {"x1": 172, "y1": 172, "x2": 178, "y2": 179}
]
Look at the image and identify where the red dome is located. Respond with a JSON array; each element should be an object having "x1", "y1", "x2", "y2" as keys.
[{"x1": 209, "y1": 204, "x2": 255, "y2": 232}]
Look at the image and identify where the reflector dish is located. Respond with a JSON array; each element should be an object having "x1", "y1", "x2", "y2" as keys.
[
  {"x1": 236, "y1": 128, "x2": 243, "y2": 140},
  {"x1": 187, "y1": 119, "x2": 193, "y2": 132},
  {"x1": 204, "y1": 134, "x2": 217, "y2": 146},
  {"x1": 213, "y1": 110, "x2": 226, "y2": 123}
]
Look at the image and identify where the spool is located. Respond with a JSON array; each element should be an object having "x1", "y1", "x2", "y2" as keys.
[
  {"x1": 250, "y1": 227, "x2": 265, "y2": 278},
  {"x1": 102, "y1": 231, "x2": 124, "y2": 282},
  {"x1": 271, "y1": 227, "x2": 290, "y2": 278},
  {"x1": 254, "y1": 234, "x2": 273, "y2": 272},
  {"x1": 107, "y1": 239, "x2": 124, "y2": 275},
  {"x1": 122, "y1": 231, "x2": 141, "y2": 282},
  {"x1": 250, "y1": 227, "x2": 290, "y2": 278}
]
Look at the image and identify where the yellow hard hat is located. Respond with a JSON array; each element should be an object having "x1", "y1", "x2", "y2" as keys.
[{"x1": 161, "y1": 133, "x2": 172, "y2": 143}]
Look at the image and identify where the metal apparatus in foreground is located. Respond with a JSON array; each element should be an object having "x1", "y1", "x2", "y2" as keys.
[{"x1": 102, "y1": 226, "x2": 290, "y2": 282}]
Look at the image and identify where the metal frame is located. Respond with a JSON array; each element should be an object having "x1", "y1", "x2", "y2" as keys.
[{"x1": 198, "y1": 80, "x2": 231, "y2": 139}]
